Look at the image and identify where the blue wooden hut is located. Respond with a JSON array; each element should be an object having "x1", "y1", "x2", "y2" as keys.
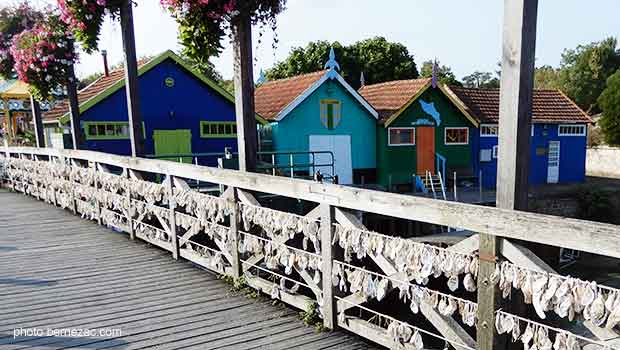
[
  {"x1": 254, "y1": 49, "x2": 378, "y2": 184},
  {"x1": 359, "y1": 80, "x2": 592, "y2": 189},
  {"x1": 42, "y1": 50, "x2": 263, "y2": 165}
]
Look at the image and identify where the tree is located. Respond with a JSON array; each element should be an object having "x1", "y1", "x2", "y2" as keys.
[
  {"x1": 462, "y1": 71, "x2": 499, "y2": 88},
  {"x1": 557, "y1": 37, "x2": 620, "y2": 113},
  {"x1": 534, "y1": 65, "x2": 560, "y2": 89},
  {"x1": 420, "y1": 60, "x2": 461, "y2": 86},
  {"x1": 597, "y1": 69, "x2": 620, "y2": 145},
  {"x1": 266, "y1": 37, "x2": 418, "y2": 90}
]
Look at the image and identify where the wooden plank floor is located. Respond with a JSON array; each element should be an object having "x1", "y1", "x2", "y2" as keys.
[{"x1": 0, "y1": 190, "x2": 379, "y2": 350}]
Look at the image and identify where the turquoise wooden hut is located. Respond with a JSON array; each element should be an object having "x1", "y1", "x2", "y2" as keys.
[{"x1": 255, "y1": 49, "x2": 378, "y2": 184}]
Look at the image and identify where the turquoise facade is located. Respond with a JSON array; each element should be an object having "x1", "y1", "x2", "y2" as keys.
[{"x1": 270, "y1": 78, "x2": 377, "y2": 180}]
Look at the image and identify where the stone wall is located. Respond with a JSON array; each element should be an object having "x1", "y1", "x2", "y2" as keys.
[{"x1": 586, "y1": 146, "x2": 620, "y2": 178}]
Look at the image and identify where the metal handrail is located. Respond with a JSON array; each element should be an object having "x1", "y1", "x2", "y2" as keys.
[{"x1": 146, "y1": 150, "x2": 336, "y2": 182}]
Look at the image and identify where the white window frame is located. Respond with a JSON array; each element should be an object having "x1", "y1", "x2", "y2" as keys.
[
  {"x1": 558, "y1": 124, "x2": 586, "y2": 137},
  {"x1": 388, "y1": 127, "x2": 415, "y2": 146},
  {"x1": 480, "y1": 124, "x2": 499, "y2": 137},
  {"x1": 492, "y1": 145, "x2": 498, "y2": 159},
  {"x1": 444, "y1": 127, "x2": 469, "y2": 145}
]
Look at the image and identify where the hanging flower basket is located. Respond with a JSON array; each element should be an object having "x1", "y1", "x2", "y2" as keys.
[
  {"x1": 161, "y1": 0, "x2": 286, "y2": 58},
  {"x1": 56, "y1": 0, "x2": 124, "y2": 53},
  {"x1": 0, "y1": 3, "x2": 44, "y2": 79},
  {"x1": 10, "y1": 20, "x2": 78, "y2": 101}
]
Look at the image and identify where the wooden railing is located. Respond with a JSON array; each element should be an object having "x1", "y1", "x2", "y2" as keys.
[{"x1": 2, "y1": 146, "x2": 620, "y2": 350}]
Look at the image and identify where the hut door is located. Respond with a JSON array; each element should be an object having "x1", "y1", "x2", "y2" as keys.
[
  {"x1": 153, "y1": 129, "x2": 192, "y2": 163},
  {"x1": 416, "y1": 127, "x2": 435, "y2": 174},
  {"x1": 547, "y1": 141, "x2": 560, "y2": 183}
]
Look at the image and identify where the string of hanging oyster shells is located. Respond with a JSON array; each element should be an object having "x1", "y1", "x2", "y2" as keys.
[
  {"x1": 239, "y1": 232, "x2": 323, "y2": 279},
  {"x1": 332, "y1": 262, "x2": 478, "y2": 327},
  {"x1": 173, "y1": 188, "x2": 233, "y2": 226},
  {"x1": 494, "y1": 261, "x2": 620, "y2": 328},
  {"x1": 386, "y1": 321, "x2": 424, "y2": 349},
  {"x1": 495, "y1": 311, "x2": 595, "y2": 350},
  {"x1": 184, "y1": 241, "x2": 225, "y2": 271},
  {"x1": 176, "y1": 214, "x2": 231, "y2": 246},
  {"x1": 333, "y1": 224, "x2": 478, "y2": 291},
  {"x1": 135, "y1": 222, "x2": 171, "y2": 244},
  {"x1": 239, "y1": 203, "x2": 321, "y2": 253}
]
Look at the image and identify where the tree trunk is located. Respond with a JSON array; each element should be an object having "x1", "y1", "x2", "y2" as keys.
[{"x1": 30, "y1": 95, "x2": 44, "y2": 148}]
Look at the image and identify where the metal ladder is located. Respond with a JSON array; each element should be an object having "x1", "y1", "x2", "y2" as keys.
[{"x1": 425, "y1": 170, "x2": 447, "y2": 200}]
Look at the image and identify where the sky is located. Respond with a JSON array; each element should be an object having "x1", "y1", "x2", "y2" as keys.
[{"x1": 4, "y1": 0, "x2": 620, "y2": 81}]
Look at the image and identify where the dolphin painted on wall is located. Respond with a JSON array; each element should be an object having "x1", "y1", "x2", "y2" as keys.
[{"x1": 419, "y1": 100, "x2": 441, "y2": 126}]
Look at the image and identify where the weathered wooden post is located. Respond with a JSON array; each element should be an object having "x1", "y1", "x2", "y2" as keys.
[
  {"x1": 232, "y1": 10, "x2": 258, "y2": 172},
  {"x1": 120, "y1": 0, "x2": 145, "y2": 157},
  {"x1": 30, "y1": 96, "x2": 45, "y2": 148},
  {"x1": 228, "y1": 187, "x2": 242, "y2": 279},
  {"x1": 320, "y1": 203, "x2": 336, "y2": 329},
  {"x1": 66, "y1": 65, "x2": 81, "y2": 150},
  {"x1": 167, "y1": 175, "x2": 179, "y2": 260},
  {"x1": 477, "y1": 1, "x2": 538, "y2": 350}
]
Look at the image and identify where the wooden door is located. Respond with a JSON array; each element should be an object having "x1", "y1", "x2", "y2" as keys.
[
  {"x1": 153, "y1": 129, "x2": 192, "y2": 163},
  {"x1": 416, "y1": 127, "x2": 435, "y2": 174},
  {"x1": 309, "y1": 135, "x2": 353, "y2": 184}
]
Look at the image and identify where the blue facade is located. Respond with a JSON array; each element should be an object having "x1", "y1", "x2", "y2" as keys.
[
  {"x1": 478, "y1": 124, "x2": 587, "y2": 188},
  {"x1": 77, "y1": 56, "x2": 238, "y2": 166}
]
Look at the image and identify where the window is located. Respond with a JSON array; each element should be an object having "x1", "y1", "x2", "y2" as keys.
[
  {"x1": 200, "y1": 121, "x2": 237, "y2": 138},
  {"x1": 320, "y1": 99, "x2": 341, "y2": 130},
  {"x1": 492, "y1": 145, "x2": 498, "y2": 159},
  {"x1": 480, "y1": 124, "x2": 499, "y2": 137},
  {"x1": 444, "y1": 127, "x2": 469, "y2": 145},
  {"x1": 388, "y1": 127, "x2": 415, "y2": 146},
  {"x1": 84, "y1": 121, "x2": 130, "y2": 140},
  {"x1": 558, "y1": 124, "x2": 586, "y2": 136}
]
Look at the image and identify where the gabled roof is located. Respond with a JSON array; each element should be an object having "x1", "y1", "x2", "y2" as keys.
[
  {"x1": 358, "y1": 78, "x2": 430, "y2": 121},
  {"x1": 44, "y1": 50, "x2": 265, "y2": 125},
  {"x1": 445, "y1": 87, "x2": 592, "y2": 124},
  {"x1": 255, "y1": 69, "x2": 378, "y2": 122},
  {"x1": 0, "y1": 79, "x2": 31, "y2": 99},
  {"x1": 359, "y1": 78, "x2": 479, "y2": 127}
]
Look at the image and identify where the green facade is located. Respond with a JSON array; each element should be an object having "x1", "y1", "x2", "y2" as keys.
[{"x1": 376, "y1": 87, "x2": 476, "y2": 188}]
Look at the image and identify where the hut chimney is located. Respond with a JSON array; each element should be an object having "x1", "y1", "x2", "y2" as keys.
[
  {"x1": 101, "y1": 50, "x2": 109, "y2": 77},
  {"x1": 360, "y1": 72, "x2": 365, "y2": 87}
]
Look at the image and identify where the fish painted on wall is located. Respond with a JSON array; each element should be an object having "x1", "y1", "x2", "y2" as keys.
[{"x1": 419, "y1": 100, "x2": 441, "y2": 126}]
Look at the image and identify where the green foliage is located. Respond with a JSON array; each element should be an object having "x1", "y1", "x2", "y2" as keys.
[
  {"x1": 78, "y1": 72, "x2": 103, "y2": 89},
  {"x1": 534, "y1": 65, "x2": 560, "y2": 89},
  {"x1": 597, "y1": 70, "x2": 620, "y2": 145},
  {"x1": 0, "y1": 2, "x2": 44, "y2": 79},
  {"x1": 266, "y1": 37, "x2": 419, "y2": 90},
  {"x1": 420, "y1": 60, "x2": 461, "y2": 86},
  {"x1": 168, "y1": 0, "x2": 286, "y2": 66},
  {"x1": 298, "y1": 301, "x2": 326, "y2": 332},
  {"x1": 462, "y1": 71, "x2": 499, "y2": 89},
  {"x1": 576, "y1": 185, "x2": 615, "y2": 223},
  {"x1": 556, "y1": 37, "x2": 620, "y2": 113}
]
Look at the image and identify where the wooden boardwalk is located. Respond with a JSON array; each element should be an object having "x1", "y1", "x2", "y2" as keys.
[{"x1": 0, "y1": 190, "x2": 378, "y2": 350}]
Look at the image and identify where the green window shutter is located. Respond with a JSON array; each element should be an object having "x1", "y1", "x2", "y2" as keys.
[{"x1": 327, "y1": 104, "x2": 334, "y2": 130}]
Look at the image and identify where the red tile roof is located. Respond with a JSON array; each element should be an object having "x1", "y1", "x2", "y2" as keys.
[
  {"x1": 43, "y1": 69, "x2": 126, "y2": 122},
  {"x1": 358, "y1": 78, "x2": 431, "y2": 122},
  {"x1": 254, "y1": 70, "x2": 326, "y2": 121},
  {"x1": 359, "y1": 78, "x2": 591, "y2": 125},
  {"x1": 446, "y1": 87, "x2": 592, "y2": 124}
]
